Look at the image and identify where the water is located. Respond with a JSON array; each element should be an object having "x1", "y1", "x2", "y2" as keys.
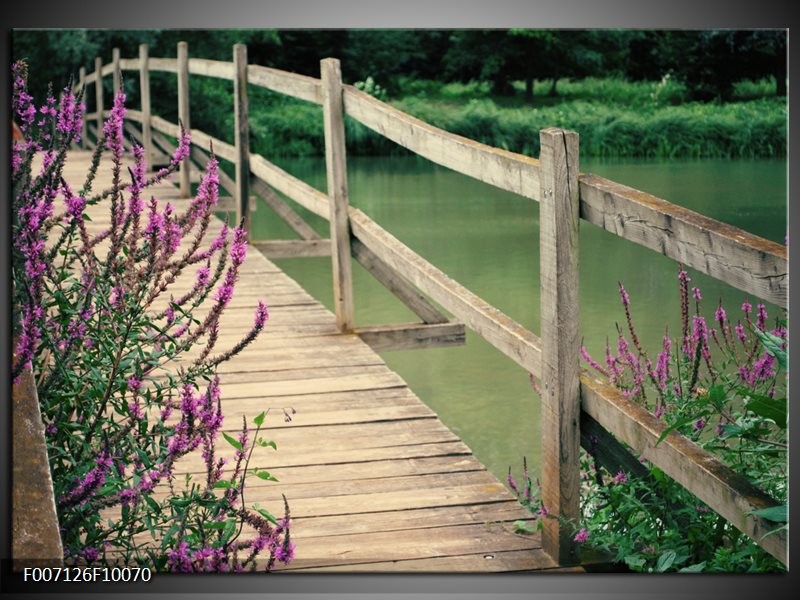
[{"x1": 248, "y1": 155, "x2": 787, "y2": 483}]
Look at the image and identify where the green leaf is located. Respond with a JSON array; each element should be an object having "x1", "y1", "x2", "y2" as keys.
[
  {"x1": 749, "y1": 504, "x2": 787, "y2": 523},
  {"x1": 253, "y1": 411, "x2": 266, "y2": 427},
  {"x1": 679, "y1": 562, "x2": 706, "y2": 573},
  {"x1": 745, "y1": 395, "x2": 787, "y2": 428},
  {"x1": 624, "y1": 555, "x2": 646, "y2": 570},
  {"x1": 752, "y1": 327, "x2": 788, "y2": 371},
  {"x1": 213, "y1": 480, "x2": 235, "y2": 490},
  {"x1": 656, "y1": 550, "x2": 677, "y2": 572},
  {"x1": 222, "y1": 432, "x2": 243, "y2": 451},
  {"x1": 143, "y1": 494, "x2": 161, "y2": 514},
  {"x1": 253, "y1": 470, "x2": 279, "y2": 482},
  {"x1": 256, "y1": 438, "x2": 277, "y2": 450},
  {"x1": 254, "y1": 506, "x2": 279, "y2": 525},
  {"x1": 203, "y1": 521, "x2": 228, "y2": 529},
  {"x1": 656, "y1": 414, "x2": 699, "y2": 444},
  {"x1": 513, "y1": 520, "x2": 535, "y2": 534}
]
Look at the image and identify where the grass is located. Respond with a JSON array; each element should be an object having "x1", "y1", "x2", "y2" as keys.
[{"x1": 178, "y1": 76, "x2": 786, "y2": 160}]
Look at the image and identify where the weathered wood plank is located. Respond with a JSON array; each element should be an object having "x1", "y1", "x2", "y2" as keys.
[
  {"x1": 94, "y1": 57, "x2": 103, "y2": 141},
  {"x1": 138, "y1": 44, "x2": 153, "y2": 170},
  {"x1": 147, "y1": 57, "x2": 178, "y2": 73},
  {"x1": 118, "y1": 57, "x2": 139, "y2": 71},
  {"x1": 247, "y1": 64, "x2": 322, "y2": 104},
  {"x1": 188, "y1": 57, "x2": 235, "y2": 80},
  {"x1": 112, "y1": 48, "x2": 121, "y2": 95},
  {"x1": 352, "y1": 239, "x2": 448, "y2": 324},
  {"x1": 349, "y1": 208, "x2": 542, "y2": 375},
  {"x1": 252, "y1": 239, "x2": 332, "y2": 258},
  {"x1": 343, "y1": 85, "x2": 541, "y2": 200},
  {"x1": 177, "y1": 41, "x2": 191, "y2": 197},
  {"x1": 233, "y1": 44, "x2": 251, "y2": 234},
  {"x1": 78, "y1": 67, "x2": 88, "y2": 149},
  {"x1": 354, "y1": 322, "x2": 465, "y2": 352},
  {"x1": 322, "y1": 58, "x2": 355, "y2": 332},
  {"x1": 580, "y1": 373, "x2": 787, "y2": 566},
  {"x1": 579, "y1": 174, "x2": 787, "y2": 306},
  {"x1": 249, "y1": 154, "x2": 329, "y2": 218},
  {"x1": 250, "y1": 177, "x2": 321, "y2": 240},
  {"x1": 538, "y1": 128, "x2": 581, "y2": 565}
]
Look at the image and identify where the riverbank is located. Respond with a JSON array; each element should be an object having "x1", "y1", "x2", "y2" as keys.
[{"x1": 187, "y1": 76, "x2": 785, "y2": 160}]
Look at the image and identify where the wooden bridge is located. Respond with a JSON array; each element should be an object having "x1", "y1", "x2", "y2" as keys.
[{"x1": 13, "y1": 41, "x2": 788, "y2": 572}]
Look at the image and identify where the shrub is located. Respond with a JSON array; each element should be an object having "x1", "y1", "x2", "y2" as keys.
[{"x1": 11, "y1": 61, "x2": 293, "y2": 572}]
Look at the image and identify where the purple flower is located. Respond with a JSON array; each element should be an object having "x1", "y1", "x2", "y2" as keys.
[
  {"x1": 692, "y1": 287, "x2": 702, "y2": 301},
  {"x1": 715, "y1": 304, "x2": 727, "y2": 326},
  {"x1": 254, "y1": 301, "x2": 269, "y2": 330},
  {"x1": 507, "y1": 467, "x2": 518, "y2": 493},
  {"x1": 275, "y1": 541, "x2": 295, "y2": 564},
  {"x1": 230, "y1": 227, "x2": 248, "y2": 266},
  {"x1": 741, "y1": 301, "x2": 752, "y2": 315},
  {"x1": 574, "y1": 528, "x2": 590, "y2": 543},
  {"x1": 83, "y1": 547, "x2": 100, "y2": 562},
  {"x1": 103, "y1": 91, "x2": 127, "y2": 156},
  {"x1": 756, "y1": 304, "x2": 768, "y2": 331},
  {"x1": 735, "y1": 322, "x2": 746, "y2": 343},
  {"x1": 581, "y1": 345, "x2": 608, "y2": 376},
  {"x1": 693, "y1": 417, "x2": 706, "y2": 432},
  {"x1": 612, "y1": 471, "x2": 627, "y2": 485},
  {"x1": 653, "y1": 404, "x2": 667, "y2": 420}
]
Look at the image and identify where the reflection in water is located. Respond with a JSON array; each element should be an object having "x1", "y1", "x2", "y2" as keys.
[{"x1": 250, "y1": 155, "x2": 787, "y2": 482}]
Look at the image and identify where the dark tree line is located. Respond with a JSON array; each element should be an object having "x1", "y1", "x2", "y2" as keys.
[{"x1": 13, "y1": 29, "x2": 786, "y2": 104}]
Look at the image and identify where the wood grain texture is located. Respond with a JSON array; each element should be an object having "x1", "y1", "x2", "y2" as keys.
[
  {"x1": 233, "y1": 44, "x2": 251, "y2": 235},
  {"x1": 247, "y1": 64, "x2": 322, "y2": 104},
  {"x1": 177, "y1": 41, "x2": 191, "y2": 197},
  {"x1": 94, "y1": 57, "x2": 103, "y2": 141},
  {"x1": 321, "y1": 58, "x2": 354, "y2": 332},
  {"x1": 138, "y1": 44, "x2": 153, "y2": 171},
  {"x1": 250, "y1": 177, "x2": 321, "y2": 240},
  {"x1": 343, "y1": 86, "x2": 542, "y2": 200},
  {"x1": 112, "y1": 47, "x2": 121, "y2": 95},
  {"x1": 538, "y1": 128, "x2": 581, "y2": 565},
  {"x1": 579, "y1": 174, "x2": 787, "y2": 306},
  {"x1": 354, "y1": 321, "x2": 466, "y2": 352},
  {"x1": 349, "y1": 208, "x2": 542, "y2": 375}
]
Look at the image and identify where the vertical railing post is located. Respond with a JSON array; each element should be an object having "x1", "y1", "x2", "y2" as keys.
[
  {"x1": 233, "y1": 43, "x2": 251, "y2": 237},
  {"x1": 94, "y1": 56, "x2": 103, "y2": 144},
  {"x1": 78, "y1": 66, "x2": 88, "y2": 149},
  {"x1": 321, "y1": 57, "x2": 354, "y2": 332},
  {"x1": 538, "y1": 127, "x2": 581, "y2": 565},
  {"x1": 112, "y1": 47, "x2": 121, "y2": 95},
  {"x1": 177, "y1": 41, "x2": 191, "y2": 198},
  {"x1": 139, "y1": 44, "x2": 153, "y2": 171}
]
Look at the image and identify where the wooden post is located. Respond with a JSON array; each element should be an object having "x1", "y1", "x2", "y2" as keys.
[
  {"x1": 177, "y1": 41, "x2": 191, "y2": 198},
  {"x1": 112, "y1": 47, "x2": 121, "y2": 94},
  {"x1": 78, "y1": 66, "x2": 88, "y2": 149},
  {"x1": 94, "y1": 56, "x2": 103, "y2": 143},
  {"x1": 139, "y1": 44, "x2": 153, "y2": 170},
  {"x1": 538, "y1": 127, "x2": 581, "y2": 565},
  {"x1": 233, "y1": 43, "x2": 251, "y2": 237},
  {"x1": 321, "y1": 58, "x2": 354, "y2": 332}
]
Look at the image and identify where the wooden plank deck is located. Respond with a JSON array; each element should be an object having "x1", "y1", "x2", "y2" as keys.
[{"x1": 61, "y1": 150, "x2": 577, "y2": 573}]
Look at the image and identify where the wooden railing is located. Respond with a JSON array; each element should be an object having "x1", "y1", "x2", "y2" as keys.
[{"x1": 75, "y1": 43, "x2": 788, "y2": 567}]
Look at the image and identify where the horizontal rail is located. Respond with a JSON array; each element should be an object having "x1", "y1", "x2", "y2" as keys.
[
  {"x1": 249, "y1": 154, "x2": 329, "y2": 218},
  {"x1": 349, "y1": 207, "x2": 543, "y2": 376},
  {"x1": 252, "y1": 239, "x2": 332, "y2": 258},
  {"x1": 149, "y1": 115, "x2": 237, "y2": 163},
  {"x1": 580, "y1": 373, "x2": 787, "y2": 566},
  {"x1": 84, "y1": 55, "x2": 788, "y2": 308},
  {"x1": 189, "y1": 58, "x2": 235, "y2": 80},
  {"x1": 579, "y1": 175, "x2": 787, "y2": 306},
  {"x1": 343, "y1": 86, "x2": 542, "y2": 200},
  {"x1": 248, "y1": 64, "x2": 322, "y2": 104},
  {"x1": 118, "y1": 58, "x2": 139, "y2": 71}
]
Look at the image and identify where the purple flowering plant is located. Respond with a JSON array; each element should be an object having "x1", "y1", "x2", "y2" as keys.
[
  {"x1": 11, "y1": 62, "x2": 293, "y2": 572},
  {"x1": 572, "y1": 266, "x2": 787, "y2": 572},
  {"x1": 507, "y1": 265, "x2": 786, "y2": 572}
]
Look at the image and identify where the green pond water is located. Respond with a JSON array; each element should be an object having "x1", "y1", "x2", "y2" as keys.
[{"x1": 247, "y1": 155, "x2": 787, "y2": 483}]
